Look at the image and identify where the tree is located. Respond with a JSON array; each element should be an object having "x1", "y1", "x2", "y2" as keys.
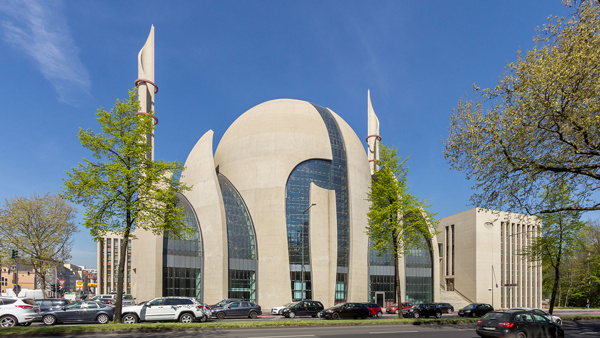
[
  {"x1": 366, "y1": 144, "x2": 436, "y2": 318},
  {"x1": 523, "y1": 185, "x2": 585, "y2": 314},
  {"x1": 0, "y1": 193, "x2": 77, "y2": 289},
  {"x1": 62, "y1": 89, "x2": 190, "y2": 322},
  {"x1": 444, "y1": 1, "x2": 600, "y2": 215}
]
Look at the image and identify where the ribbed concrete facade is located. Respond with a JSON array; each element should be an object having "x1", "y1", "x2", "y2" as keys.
[{"x1": 437, "y1": 208, "x2": 542, "y2": 309}]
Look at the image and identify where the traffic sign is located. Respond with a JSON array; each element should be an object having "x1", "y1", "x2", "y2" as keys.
[{"x1": 58, "y1": 279, "x2": 66, "y2": 287}]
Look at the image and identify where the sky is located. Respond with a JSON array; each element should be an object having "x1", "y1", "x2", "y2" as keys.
[{"x1": 0, "y1": 1, "x2": 577, "y2": 269}]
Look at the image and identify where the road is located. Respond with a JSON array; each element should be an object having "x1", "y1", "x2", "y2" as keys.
[{"x1": 33, "y1": 320, "x2": 600, "y2": 338}]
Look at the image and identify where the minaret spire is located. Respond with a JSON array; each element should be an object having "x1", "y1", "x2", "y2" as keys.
[
  {"x1": 136, "y1": 25, "x2": 158, "y2": 160},
  {"x1": 366, "y1": 90, "x2": 381, "y2": 174}
]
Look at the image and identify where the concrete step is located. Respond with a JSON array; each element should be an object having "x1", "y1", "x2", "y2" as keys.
[{"x1": 438, "y1": 289, "x2": 471, "y2": 312}]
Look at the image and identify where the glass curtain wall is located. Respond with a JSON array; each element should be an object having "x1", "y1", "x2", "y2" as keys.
[
  {"x1": 368, "y1": 241, "x2": 395, "y2": 304},
  {"x1": 218, "y1": 174, "x2": 258, "y2": 302},
  {"x1": 404, "y1": 232, "x2": 434, "y2": 304},
  {"x1": 163, "y1": 194, "x2": 203, "y2": 299},
  {"x1": 285, "y1": 103, "x2": 350, "y2": 302}
]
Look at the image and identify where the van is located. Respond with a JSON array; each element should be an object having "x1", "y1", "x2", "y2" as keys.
[{"x1": 6, "y1": 288, "x2": 47, "y2": 299}]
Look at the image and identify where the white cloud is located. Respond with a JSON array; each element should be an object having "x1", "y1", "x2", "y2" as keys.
[{"x1": 0, "y1": 0, "x2": 91, "y2": 106}]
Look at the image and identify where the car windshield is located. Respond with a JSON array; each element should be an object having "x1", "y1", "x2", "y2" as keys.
[
  {"x1": 287, "y1": 302, "x2": 298, "y2": 307},
  {"x1": 464, "y1": 304, "x2": 476, "y2": 309}
]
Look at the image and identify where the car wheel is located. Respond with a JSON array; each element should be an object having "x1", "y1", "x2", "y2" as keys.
[
  {"x1": 516, "y1": 332, "x2": 526, "y2": 338},
  {"x1": 288, "y1": 311, "x2": 296, "y2": 318},
  {"x1": 331, "y1": 312, "x2": 340, "y2": 320},
  {"x1": 216, "y1": 312, "x2": 226, "y2": 320},
  {"x1": 199, "y1": 315, "x2": 208, "y2": 322},
  {"x1": 122, "y1": 314, "x2": 138, "y2": 324},
  {"x1": 413, "y1": 312, "x2": 420, "y2": 319},
  {"x1": 395, "y1": 310, "x2": 399, "y2": 314},
  {"x1": 0, "y1": 315, "x2": 17, "y2": 327},
  {"x1": 42, "y1": 315, "x2": 57, "y2": 326},
  {"x1": 376, "y1": 311, "x2": 382, "y2": 318},
  {"x1": 471, "y1": 312, "x2": 477, "y2": 318},
  {"x1": 249, "y1": 311, "x2": 258, "y2": 319},
  {"x1": 435, "y1": 312, "x2": 442, "y2": 318},
  {"x1": 96, "y1": 313, "x2": 110, "y2": 324},
  {"x1": 179, "y1": 313, "x2": 194, "y2": 323}
]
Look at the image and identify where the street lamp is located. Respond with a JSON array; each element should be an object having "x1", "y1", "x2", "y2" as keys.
[{"x1": 301, "y1": 203, "x2": 316, "y2": 301}]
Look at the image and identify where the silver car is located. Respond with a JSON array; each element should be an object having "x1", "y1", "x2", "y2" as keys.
[
  {"x1": 510, "y1": 307, "x2": 562, "y2": 325},
  {"x1": 0, "y1": 297, "x2": 40, "y2": 327}
]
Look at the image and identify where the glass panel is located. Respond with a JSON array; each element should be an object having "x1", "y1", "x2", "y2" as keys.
[
  {"x1": 286, "y1": 103, "x2": 349, "y2": 301},
  {"x1": 163, "y1": 194, "x2": 204, "y2": 300},
  {"x1": 218, "y1": 174, "x2": 258, "y2": 302}
]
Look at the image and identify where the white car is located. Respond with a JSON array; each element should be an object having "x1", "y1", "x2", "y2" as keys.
[
  {"x1": 271, "y1": 302, "x2": 298, "y2": 315},
  {"x1": 0, "y1": 297, "x2": 41, "y2": 327},
  {"x1": 121, "y1": 297, "x2": 209, "y2": 323},
  {"x1": 510, "y1": 307, "x2": 562, "y2": 325}
]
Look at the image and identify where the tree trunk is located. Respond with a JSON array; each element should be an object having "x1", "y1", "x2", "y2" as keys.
[
  {"x1": 394, "y1": 243, "x2": 403, "y2": 319},
  {"x1": 549, "y1": 263, "x2": 560, "y2": 314},
  {"x1": 113, "y1": 220, "x2": 132, "y2": 323}
]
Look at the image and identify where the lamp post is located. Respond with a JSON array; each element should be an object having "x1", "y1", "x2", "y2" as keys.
[{"x1": 301, "y1": 203, "x2": 316, "y2": 301}]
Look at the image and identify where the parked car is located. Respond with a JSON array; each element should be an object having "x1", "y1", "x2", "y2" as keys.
[
  {"x1": 41, "y1": 300, "x2": 113, "y2": 325},
  {"x1": 121, "y1": 297, "x2": 209, "y2": 323},
  {"x1": 211, "y1": 301, "x2": 261, "y2": 319},
  {"x1": 35, "y1": 299, "x2": 71, "y2": 312},
  {"x1": 476, "y1": 310, "x2": 564, "y2": 338},
  {"x1": 364, "y1": 303, "x2": 383, "y2": 317},
  {"x1": 0, "y1": 297, "x2": 40, "y2": 327},
  {"x1": 435, "y1": 302, "x2": 454, "y2": 313},
  {"x1": 92, "y1": 294, "x2": 135, "y2": 306},
  {"x1": 402, "y1": 303, "x2": 442, "y2": 318},
  {"x1": 458, "y1": 303, "x2": 494, "y2": 318},
  {"x1": 271, "y1": 302, "x2": 298, "y2": 315},
  {"x1": 208, "y1": 298, "x2": 243, "y2": 309},
  {"x1": 510, "y1": 307, "x2": 562, "y2": 326},
  {"x1": 317, "y1": 302, "x2": 369, "y2": 320},
  {"x1": 281, "y1": 300, "x2": 324, "y2": 318},
  {"x1": 386, "y1": 302, "x2": 414, "y2": 314},
  {"x1": 96, "y1": 298, "x2": 115, "y2": 306}
]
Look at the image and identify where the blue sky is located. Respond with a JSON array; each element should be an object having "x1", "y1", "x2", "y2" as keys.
[{"x1": 0, "y1": 1, "x2": 574, "y2": 269}]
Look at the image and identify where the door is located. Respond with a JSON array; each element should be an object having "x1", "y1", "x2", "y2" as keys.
[
  {"x1": 81, "y1": 301, "x2": 101, "y2": 322},
  {"x1": 375, "y1": 292, "x2": 385, "y2": 307},
  {"x1": 144, "y1": 298, "x2": 169, "y2": 321},
  {"x1": 58, "y1": 302, "x2": 83, "y2": 322}
]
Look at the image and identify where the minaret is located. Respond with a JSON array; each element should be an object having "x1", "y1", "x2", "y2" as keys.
[
  {"x1": 136, "y1": 25, "x2": 158, "y2": 161},
  {"x1": 366, "y1": 90, "x2": 381, "y2": 174}
]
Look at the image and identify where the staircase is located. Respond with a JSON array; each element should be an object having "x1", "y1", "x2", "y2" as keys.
[{"x1": 438, "y1": 288, "x2": 471, "y2": 312}]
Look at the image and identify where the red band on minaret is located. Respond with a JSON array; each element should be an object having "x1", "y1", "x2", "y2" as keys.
[
  {"x1": 366, "y1": 134, "x2": 382, "y2": 142},
  {"x1": 135, "y1": 78, "x2": 159, "y2": 94}
]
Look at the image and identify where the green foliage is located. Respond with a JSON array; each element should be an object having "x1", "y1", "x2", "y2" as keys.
[
  {"x1": 61, "y1": 89, "x2": 191, "y2": 322},
  {"x1": 367, "y1": 145, "x2": 435, "y2": 256},
  {"x1": 523, "y1": 185, "x2": 585, "y2": 312},
  {"x1": 0, "y1": 193, "x2": 77, "y2": 288},
  {"x1": 61, "y1": 89, "x2": 191, "y2": 241},
  {"x1": 366, "y1": 144, "x2": 436, "y2": 318},
  {"x1": 444, "y1": 0, "x2": 600, "y2": 214}
]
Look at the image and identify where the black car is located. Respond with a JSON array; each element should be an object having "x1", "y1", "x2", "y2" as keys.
[
  {"x1": 402, "y1": 303, "x2": 442, "y2": 318},
  {"x1": 436, "y1": 302, "x2": 454, "y2": 314},
  {"x1": 211, "y1": 301, "x2": 262, "y2": 319},
  {"x1": 41, "y1": 300, "x2": 114, "y2": 325},
  {"x1": 282, "y1": 300, "x2": 324, "y2": 318},
  {"x1": 459, "y1": 303, "x2": 494, "y2": 317},
  {"x1": 476, "y1": 310, "x2": 564, "y2": 338},
  {"x1": 35, "y1": 299, "x2": 71, "y2": 312},
  {"x1": 209, "y1": 298, "x2": 243, "y2": 309},
  {"x1": 317, "y1": 302, "x2": 369, "y2": 320}
]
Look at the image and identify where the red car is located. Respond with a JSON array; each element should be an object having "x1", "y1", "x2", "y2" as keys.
[
  {"x1": 386, "y1": 302, "x2": 414, "y2": 314},
  {"x1": 364, "y1": 303, "x2": 383, "y2": 317}
]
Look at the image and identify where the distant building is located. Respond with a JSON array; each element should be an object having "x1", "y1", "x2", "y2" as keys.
[
  {"x1": 97, "y1": 233, "x2": 132, "y2": 295},
  {"x1": 437, "y1": 208, "x2": 543, "y2": 309},
  {"x1": 1, "y1": 265, "x2": 35, "y2": 295}
]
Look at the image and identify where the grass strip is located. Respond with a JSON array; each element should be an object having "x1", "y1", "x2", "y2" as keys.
[{"x1": 0, "y1": 316, "x2": 598, "y2": 336}]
